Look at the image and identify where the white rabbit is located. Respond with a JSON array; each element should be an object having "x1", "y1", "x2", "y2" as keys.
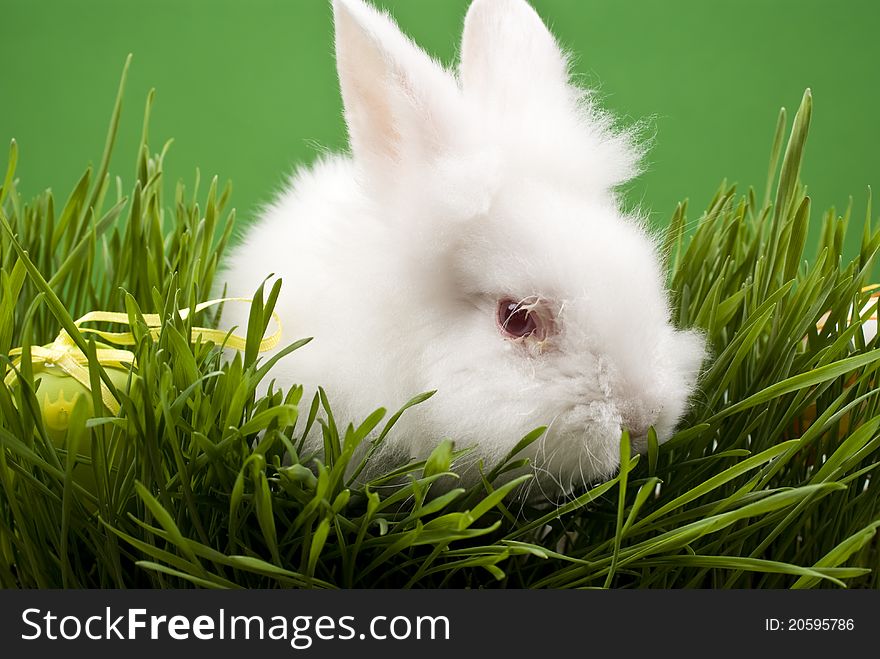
[{"x1": 220, "y1": 0, "x2": 706, "y2": 495}]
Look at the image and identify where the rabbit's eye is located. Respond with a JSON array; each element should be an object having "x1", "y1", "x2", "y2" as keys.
[{"x1": 497, "y1": 298, "x2": 545, "y2": 340}]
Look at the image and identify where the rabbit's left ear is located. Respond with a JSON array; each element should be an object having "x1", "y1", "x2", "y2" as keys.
[
  {"x1": 333, "y1": 0, "x2": 460, "y2": 166},
  {"x1": 460, "y1": 0, "x2": 571, "y2": 110}
]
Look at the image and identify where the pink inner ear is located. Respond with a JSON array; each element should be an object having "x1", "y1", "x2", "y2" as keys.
[{"x1": 333, "y1": 0, "x2": 461, "y2": 166}]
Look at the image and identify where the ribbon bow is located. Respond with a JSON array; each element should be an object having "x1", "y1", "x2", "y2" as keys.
[{"x1": 4, "y1": 297, "x2": 281, "y2": 416}]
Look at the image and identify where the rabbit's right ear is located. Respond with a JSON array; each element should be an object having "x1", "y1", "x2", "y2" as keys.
[
  {"x1": 460, "y1": 0, "x2": 572, "y2": 113},
  {"x1": 333, "y1": 0, "x2": 460, "y2": 166}
]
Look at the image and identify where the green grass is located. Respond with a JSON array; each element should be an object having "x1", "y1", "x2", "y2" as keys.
[{"x1": 1, "y1": 62, "x2": 879, "y2": 588}]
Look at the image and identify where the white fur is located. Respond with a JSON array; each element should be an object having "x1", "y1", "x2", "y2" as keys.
[{"x1": 220, "y1": 0, "x2": 706, "y2": 495}]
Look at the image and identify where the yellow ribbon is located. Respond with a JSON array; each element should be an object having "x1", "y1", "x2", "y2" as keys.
[{"x1": 3, "y1": 297, "x2": 281, "y2": 416}]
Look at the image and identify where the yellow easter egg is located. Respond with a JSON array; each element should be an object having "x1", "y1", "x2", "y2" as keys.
[
  {"x1": 32, "y1": 365, "x2": 129, "y2": 444},
  {"x1": 28, "y1": 362, "x2": 132, "y2": 494}
]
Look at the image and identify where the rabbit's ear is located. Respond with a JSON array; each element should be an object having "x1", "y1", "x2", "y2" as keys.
[
  {"x1": 460, "y1": 0, "x2": 570, "y2": 108},
  {"x1": 333, "y1": 0, "x2": 459, "y2": 164}
]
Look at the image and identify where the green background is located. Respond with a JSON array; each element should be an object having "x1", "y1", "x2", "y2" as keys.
[{"x1": 2, "y1": 0, "x2": 878, "y2": 257}]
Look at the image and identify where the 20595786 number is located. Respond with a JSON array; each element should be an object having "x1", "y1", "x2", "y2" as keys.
[{"x1": 787, "y1": 619, "x2": 854, "y2": 631}]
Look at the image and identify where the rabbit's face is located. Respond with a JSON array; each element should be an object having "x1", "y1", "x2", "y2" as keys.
[{"x1": 402, "y1": 165, "x2": 705, "y2": 487}]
